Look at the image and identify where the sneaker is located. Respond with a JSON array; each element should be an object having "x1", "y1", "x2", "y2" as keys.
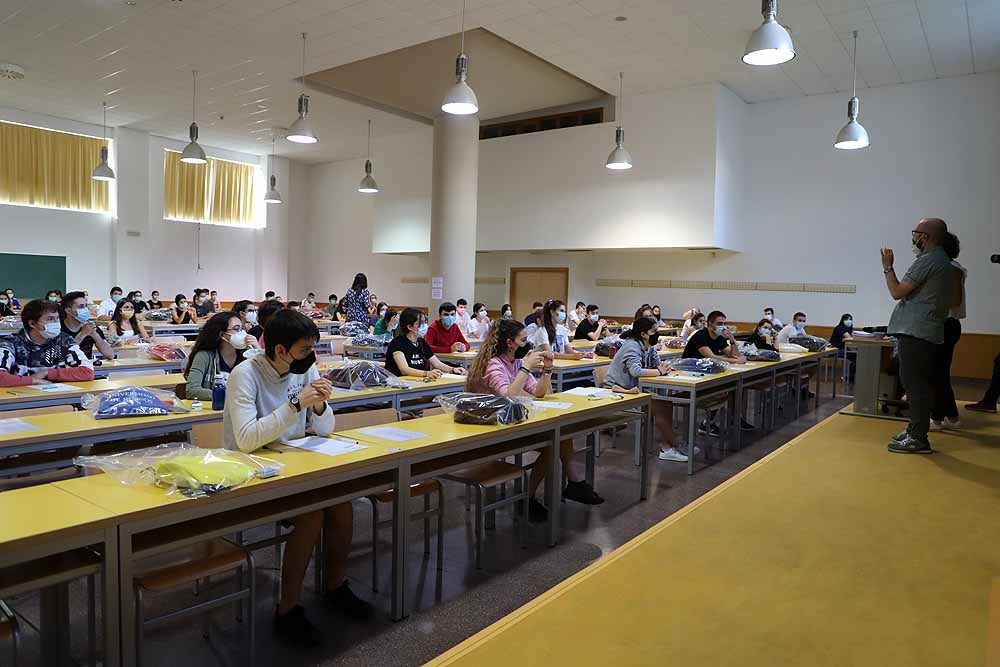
[
  {"x1": 929, "y1": 420, "x2": 945, "y2": 432},
  {"x1": 697, "y1": 422, "x2": 722, "y2": 437},
  {"x1": 274, "y1": 605, "x2": 323, "y2": 647},
  {"x1": 943, "y1": 417, "x2": 962, "y2": 429},
  {"x1": 965, "y1": 401, "x2": 997, "y2": 414},
  {"x1": 891, "y1": 430, "x2": 908, "y2": 442},
  {"x1": 887, "y1": 436, "x2": 933, "y2": 454},
  {"x1": 528, "y1": 498, "x2": 549, "y2": 523},
  {"x1": 658, "y1": 447, "x2": 688, "y2": 462},
  {"x1": 325, "y1": 581, "x2": 374, "y2": 620},
  {"x1": 562, "y1": 480, "x2": 605, "y2": 505},
  {"x1": 740, "y1": 418, "x2": 755, "y2": 432}
]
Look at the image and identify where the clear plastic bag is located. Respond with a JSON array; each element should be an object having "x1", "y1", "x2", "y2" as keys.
[
  {"x1": 74, "y1": 443, "x2": 284, "y2": 496},
  {"x1": 340, "y1": 322, "x2": 369, "y2": 337},
  {"x1": 788, "y1": 335, "x2": 829, "y2": 352},
  {"x1": 82, "y1": 386, "x2": 190, "y2": 418},
  {"x1": 142, "y1": 308, "x2": 173, "y2": 321},
  {"x1": 669, "y1": 358, "x2": 730, "y2": 374},
  {"x1": 434, "y1": 392, "x2": 532, "y2": 426},
  {"x1": 349, "y1": 333, "x2": 390, "y2": 348},
  {"x1": 147, "y1": 343, "x2": 188, "y2": 360},
  {"x1": 739, "y1": 343, "x2": 781, "y2": 361},
  {"x1": 326, "y1": 359, "x2": 406, "y2": 390},
  {"x1": 664, "y1": 337, "x2": 687, "y2": 349}
]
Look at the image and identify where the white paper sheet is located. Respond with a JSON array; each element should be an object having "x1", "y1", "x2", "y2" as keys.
[
  {"x1": 562, "y1": 387, "x2": 611, "y2": 397},
  {"x1": 531, "y1": 400, "x2": 573, "y2": 410},
  {"x1": 441, "y1": 373, "x2": 467, "y2": 380},
  {"x1": 330, "y1": 387, "x2": 362, "y2": 394},
  {"x1": 31, "y1": 383, "x2": 78, "y2": 393},
  {"x1": 281, "y1": 436, "x2": 367, "y2": 457},
  {"x1": 0, "y1": 418, "x2": 41, "y2": 435},
  {"x1": 359, "y1": 426, "x2": 428, "y2": 442}
]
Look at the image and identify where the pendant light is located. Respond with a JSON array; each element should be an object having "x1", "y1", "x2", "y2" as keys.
[
  {"x1": 605, "y1": 72, "x2": 632, "y2": 171},
  {"x1": 92, "y1": 100, "x2": 115, "y2": 181},
  {"x1": 358, "y1": 120, "x2": 379, "y2": 194},
  {"x1": 834, "y1": 30, "x2": 870, "y2": 150},
  {"x1": 264, "y1": 134, "x2": 283, "y2": 204},
  {"x1": 743, "y1": 0, "x2": 795, "y2": 66},
  {"x1": 286, "y1": 33, "x2": 318, "y2": 144},
  {"x1": 440, "y1": 0, "x2": 478, "y2": 115},
  {"x1": 180, "y1": 70, "x2": 207, "y2": 164}
]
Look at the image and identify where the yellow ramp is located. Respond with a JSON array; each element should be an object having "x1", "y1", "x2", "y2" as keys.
[{"x1": 428, "y1": 408, "x2": 1000, "y2": 667}]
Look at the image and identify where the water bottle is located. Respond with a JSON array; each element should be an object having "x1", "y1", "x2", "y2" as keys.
[{"x1": 211, "y1": 376, "x2": 226, "y2": 411}]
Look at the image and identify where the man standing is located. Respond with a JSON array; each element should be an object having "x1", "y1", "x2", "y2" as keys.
[{"x1": 882, "y1": 218, "x2": 953, "y2": 454}]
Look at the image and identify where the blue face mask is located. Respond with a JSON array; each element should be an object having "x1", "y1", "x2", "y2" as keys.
[
  {"x1": 714, "y1": 325, "x2": 727, "y2": 336},
  {"x1": 42, "y1": 322, "x2": 62, "y2": 339},
  {"x1": 442, "y1": 315, "x2": 456, "y2": 328},
  {"x1": 796, "y1": 321, "x2": 806, "y2": 331},
  {"x1": 843, "y1": 319, "x2": 853, "y2": 328},
  {"x1": 417, "y1": 323, "x2": 429, "y2": 337},
  {"x1": 556, "y1": 311, "x2": 566, "y2": 323},
  {"x1": 76, "y1": 307, "x2": 91, "y2": 322},
  {"x1": 112, "y1": 294, "x2": 121, "y2": 302},
  {"x1": 589, "y1": 313, "x2": 599, "y2": 323},
  {"x1": 759, "y1": 327, "x2": 771, "y2": 336}
]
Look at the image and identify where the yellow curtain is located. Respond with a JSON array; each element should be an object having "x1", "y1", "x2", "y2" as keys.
[
  {"x1": 163, "y1": 150, "x2": 207, "y2": 221},
  {"x1": 0, "y1": 121, "x2": 110, "y2": 212},
  {"x1": 209, "y1": 158, "x2": 256, "y2": 225}
]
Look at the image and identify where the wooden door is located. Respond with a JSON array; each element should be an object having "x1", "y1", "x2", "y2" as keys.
[{"x1": 509, "y1": 268, "x2": 569, "y2": 320}]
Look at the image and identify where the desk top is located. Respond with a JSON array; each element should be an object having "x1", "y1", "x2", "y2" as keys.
[
  {"x1": 0, "y1": 373, "x2": 184, "y2": 408},
  {"x1": 644, "y1": 349, "x2": 834, "y2": 388},
  {"x1": 0, "y1": 485, "x2": 115, "y2": 550},
  {"x1": 99, "y1": 357, "x2": 184, "y2": 371},
  {"x1": 845, "y1": 336, "x2": 895, "y2": 347}
]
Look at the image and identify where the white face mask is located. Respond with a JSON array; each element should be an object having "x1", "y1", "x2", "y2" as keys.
[
  {"x1": 245, "y1": 311, "x2": 258, "y2": 324},
  {"x1": 478, "y1": 310, "x2": 487, "y2": 318},
  {"x1": 178, "y1": 302, "x2": 188, "y2": 310},
  {"x1": 42, "y1": 321, "x2": 62, "y2": 339},
  {"x1": 227, "y1": 330, "x2": 248, "y2": 349},
  {"x1": 764, "y1": 314, "x2": 772, "y2": 321}
]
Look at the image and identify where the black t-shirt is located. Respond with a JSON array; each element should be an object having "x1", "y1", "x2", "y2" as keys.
[
  {"x1": 385, "y1": 336, "x2": 434, "y2": 376},
  {"x1": 682, "y1": 328, "x2": 730, "y2": 359},
  {"x1": 60, "y1": 321, "x2": 107, "y2": 359},
  {"x1": 574, "y1": 318, "x2": 600, "y2": 340},
  {"x1": 745, "y1": 332, "x2": 777, "y2": 352},
  {"x1": 248, "y1": 324, "x2": 263, "y2": 341},
  {"x1": 830, "y1": 323, "x2": 853, "y2": 350},
  {"x1": 147, "y1": 300, "x2": 163, "y2": 310}
]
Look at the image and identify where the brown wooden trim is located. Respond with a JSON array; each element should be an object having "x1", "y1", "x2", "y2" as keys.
[{"x1": 509, "y1": 267, "x2": 569, "y2": 318}]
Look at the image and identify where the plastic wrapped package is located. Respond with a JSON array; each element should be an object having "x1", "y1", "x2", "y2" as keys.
[
  {"x1": 74, "y1": 443, "x2": 283, "y2": 496},
  {"x1": 142, "y1": 308, "x2": 173, "y2": 321},
  {"x1": 82, "y1": 386, "x2": 189, "y2": 418},
  {"x1": 778, "y1": 343, "x2": 808, "y2": 353},
  {"x1": 788, "y1": 335, "x2": 829, "y2": 352},
  {"x1": 739, "y1": 343, "x2": 781, "y2": 362},
  {"x1": 669, "y1": 358, "x2": 730, "y2": 374},
  {"x1": 0, "y1": 316, "x2": 20, "y2": 332},
  {"x1": 147, "y1": 343, "x2": 188, "y2": 360},
  {"x1": 349, "y1": 333, "x2": 390, "y2": 348},
  {"x1": 326, "y1": 359, "x2": 406, "y2": 390},
  {"x1": 340, "y1": 322, "x2": 370, "y2": 338},
  {"x1": 664, "y1": 337, "x2": 687, "y2": 349},
  {"x1": 434, "y1": 393, "x2": 531, "y2": 426}
]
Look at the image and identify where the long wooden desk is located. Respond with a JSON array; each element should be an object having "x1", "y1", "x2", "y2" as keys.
[
  {"x1": 0, "y1": 373, "x2": 184, "y2": 411},
  {"x1": 95, "y1": 356, "x2": 186, "y2": 376},
  {"x1": 145, "y1": 322, "x2": 202, "y2": 337}
]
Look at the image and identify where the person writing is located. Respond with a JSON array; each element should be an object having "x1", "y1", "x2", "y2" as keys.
[
  {"x1": 881, "y1": 218, "x2": 953, "y2": 454},
  {"x1": 385, "y1": 308, "x2": 466, "y2": 379},
  {"x1": 60, "y1": 291, "x2": 114, "y2": 360},
  {"x1": 0, "y1": 299, "x2": 95, "y2": 386},
  {"x1": 424, "y1": 302, "x2": 470, "y2": 354},
  {"x1": 466, "y1": 318, "x2": 604, "y2": 521},
  {"x1": 603, "y1": 317, "x2": 689, "y2": 462},
  {"x1": 573, "y1": 304, "x2": 608, "y2": 341}
]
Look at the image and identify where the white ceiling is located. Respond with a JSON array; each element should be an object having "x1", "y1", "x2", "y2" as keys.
[{"x1": 0, "y1": 0, "x2": 996, "y2": 163}]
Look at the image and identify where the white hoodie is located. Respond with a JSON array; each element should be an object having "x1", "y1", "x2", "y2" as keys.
[{"x1": 223, "y1": 350, "x2": 334, "y2": 453}]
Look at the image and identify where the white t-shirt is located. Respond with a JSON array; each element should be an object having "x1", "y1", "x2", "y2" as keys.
[
  {"x1": 98, "y1": 298, "x2": 118, "y2": 317},
  {"x1": 568, "y1": 309, "x2": 585, "y2": 329},
  {"x1": 776, "y1": 323, "x2": 799, "y2": 346},
  {"x1": 681, "y1": 319, "x2": 699, "y2": 340},
  {"x1": 468, "y1": 316, "x2": 491, "y2": 341},
  {"x1": 456, "y1": 310, "x2": 473, "y2": 336},
  {"x1": 532, "y1": 324, "x2": 570, "y2": 354},
  {"x1": 950, "y1": 260, "x2": 967, "y2": 320}
]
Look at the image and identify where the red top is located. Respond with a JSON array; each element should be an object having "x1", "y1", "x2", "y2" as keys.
[{"x1": 423, "y1": 319, "x2": 469, "y2": 354}]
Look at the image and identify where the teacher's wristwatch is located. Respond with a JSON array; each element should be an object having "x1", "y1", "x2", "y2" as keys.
[{"x1": 289, "y1": 395, "x2": 302, "y2": 413}]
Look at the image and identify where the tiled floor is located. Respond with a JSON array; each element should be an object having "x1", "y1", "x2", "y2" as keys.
[{"x1": 7, "y1": 378, "x2": 989, "y2": 666}]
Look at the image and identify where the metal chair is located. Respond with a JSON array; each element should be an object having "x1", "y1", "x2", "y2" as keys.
[
  {"x1": 0, "y1": 600, "x2": 20, "y2": 666},
  {"x1": 134, "y1": 539, "x2": 255, "y2": 667},
  {"x1": 367, "y1": 479, "x2": 444, "y2": 592}
]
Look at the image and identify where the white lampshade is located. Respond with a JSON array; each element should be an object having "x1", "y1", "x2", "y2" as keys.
[
  {"x1": 358, "y1": 174, "x2": 379, "y2": 193},
  {"x1": 264, "y1": 174, "x2": 282, "y2": 203},
  {"x1": 92, "y1": 146, "x2": 115, "y2": 181},
  {"x1": 286, "y1": 94, "x2": 317, "y2": 144},
  {"x1": 605, "y1": 127, "x2": 632, "y2": 170},
  {"x1": 835, "y1": 98, "x2": 870, "y2": 150},
  {"x1": 442, "y1": 54, "x2": 478, "y2": 115},
  {"x1": 743, "y1": 1, "x2": 795, "y2": 66},
  {"x1": 180, "y1": 122, "x2": 207, "y2": 164}
]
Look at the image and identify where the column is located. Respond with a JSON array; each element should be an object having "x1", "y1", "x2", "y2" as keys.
[{"x1": 429, "y1": 113, "x2": 479, "y2": 312}]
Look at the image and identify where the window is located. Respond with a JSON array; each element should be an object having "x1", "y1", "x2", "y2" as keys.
[
  {"x1": 163, "y1": 150, "x2": 258, "y2": 227},
  {"x1": 0, "y1": 121, "x2": 111, "y2": 213}
]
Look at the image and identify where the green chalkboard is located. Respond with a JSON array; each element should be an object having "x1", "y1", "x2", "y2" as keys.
[{"x1": 0, "y1": 253, "x2": 67, "y2": 301}]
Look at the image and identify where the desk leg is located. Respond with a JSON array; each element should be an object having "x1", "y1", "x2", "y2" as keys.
[
  {"x1": 794, "y1": 361, "x2": 802, "y2": 420},
  {"x1": 546, "y1": 428, "x2": 561, "y2": 547},
  {"x1": 769, "y1": 368, "x2": 777, "y2": 431},
  {"x1": 640, "y1": 402, "x2": 652, "y2": 501},
  {"x1": 40, "y1": 582, "x2": 70, "y2": 666},
  {"x1": 688, "y1": 388, "x2": 698, "y2": 477},
  {"x1": 119, "y1": 526, "x2": 137, "y2": 667},
  {"x1": 103, "y1": 527, "x2": 121, "y2": 667},
  {"x1": 832, "y1": 351, "x2": 840, "y2": 399},
  {"x1": 815, "y1": 362, "x2": 821, "y2": 411},
  {"x1": 734, "y1": 377, "x2": 744, "y2": 452},
  {"x1": 391, "y1": 462, "x2": 411, "y2": 621}
]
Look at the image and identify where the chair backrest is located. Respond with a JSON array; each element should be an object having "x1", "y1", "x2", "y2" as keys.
[{"x1": 593, "y1": 366, "x2": 609, "y2": 387}]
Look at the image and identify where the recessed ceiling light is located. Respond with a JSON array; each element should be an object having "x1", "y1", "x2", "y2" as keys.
[
  {"x1": 614, "y1": 16, "x2": 627, "y2": 22},
  {"x1": 0, "y1": 62, "x2": 25, "y2": 80},
  {"x1": 125, "y1": 1, "x2": 136, "y2": 5}
]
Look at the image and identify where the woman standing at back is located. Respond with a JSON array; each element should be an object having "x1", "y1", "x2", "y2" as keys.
[
  {"x1": 344, "y1": 273, "x2": 372, "y2": 324},
  {"x1": 931, "y1": 231, "x2": 966, "y2": 430}
]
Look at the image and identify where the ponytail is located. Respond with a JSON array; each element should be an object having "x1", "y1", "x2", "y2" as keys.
[{"x1": 467, "y1": 318, "x2": 524, "y2": 391}]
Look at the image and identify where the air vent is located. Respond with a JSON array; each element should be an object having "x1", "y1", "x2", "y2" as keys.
[
  {"x1": 480, "y1": 107, "x2": 604, "y2": 140},
  {"x1": 0, "y1": 63, "x2": 25, "y2": 80}
]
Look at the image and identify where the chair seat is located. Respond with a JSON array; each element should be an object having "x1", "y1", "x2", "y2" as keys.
[
  {"x1": 137, "y1": 540, "x2": 248, "y2": 593},
  {"x1": 372, "y1": 478, "x2": 441, "y2": 504},
  {"x1": 444, "y1": 461, "x2": 526, "y2": 487}
]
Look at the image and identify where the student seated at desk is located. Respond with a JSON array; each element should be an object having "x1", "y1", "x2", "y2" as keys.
[
  {"x1": 683, "y1": 310, "x2": 750, "y2": 434},
  {"x1": 386, "y1": 308, "x2": 466, "y2": 379},
  {"x1": 424, "y1": 302, "x2": 470, "y2": 354},
  {"x1": 45, "y1": 290, "x2": 60, "y2": 303},
  {"x1": 455, "y1": 298, "x2": 473, "y2": 337},
  {"x1": 776, "y1": 312, "x2": 808, "y2": 347},
  {"x1": 573, "y1": 305, "x2": 608, "y2": 341},
  {"x1": 60, "y1": 291, "x2": 114, "y2": 360},
  {"x1": 763, "y1": 306, "x2": 784, "y2": 330},
  {"x1": 231, "y1": 301, "x2": 262, "y2": 350},
  {"x1": 97, "y1": 286, "x2": 123, "y2": 320},
  {"x1": 171, "y1": 294, "x2": 196, "y2": 325},
  {"x1": 830, "y1": 313, "x2": 854, "y2": 350},
  {"x1": 287, "y1": 301, "x2": 301, "y2": 312},
  {"x1": 533, "y1": 300, "x2": 591, "y2": 360},
  {"x1": 0, "y1": 299, "x2": 95, "y2": 386},
  {"x1": 467, "y1": 303, "x2": 491, "y2": 342},
  {"x1": 370, "y1": 301, "x2": 388, "y2": 329},
  {"x1": 183, "y1": 312, "x2": 249, "y2": 400},
  {"x1": 568, "y1": 301, "x2": 587, "y2": 330},
  {"x1": 223, "y1": 309, "x2": 372, "y2": 644},
  {"x1": 0, "y1": 293, "x2": 15, "y2": 317},
  {"x1": 301, "y1": 292, "x2": 317, "y2": 310},
  {"x1": 500, "y1": 303, "x2": 513, "y2": 320},
  {"x1": 466, "y1": 318, "x2": 603, "y2": 520},
  {"x1": 3, "y1": 288, "x2": 21, "y2": 312},
  {"x1": 323, "y1": 294, "x2": 339, "y2": 319},
  {"x1": 681, "y1": 311, "x2": 705, "y2": 340},
  {"x1": 108, "y1": 299, "x2": 149, "y2": 343},
  {"x1": 746, "y1": 319, "x2": 778, "y2": 352},
  {"x1": 651, "y1": 305, "x2": 665, "y2": 327},
  {"x1": 194, "y1": 290, "x2": 214, "y2": 319},
  {"x1": 250, "y1": 299, "x2": 285, "y2": 348},
  {"x1": 264, "y1": 290, "x2": 277, "y2": 301},
  {"x1": 373, "y1": 308, "x2": 398, "y2": 336},
  {"x1": 603, "y1": 317, "x2": 686, "y2": 462},
  {"x1": 634, "y1": 305, "x2": 653, "y2": 321},
  {"x1": 126, "y1": 290, "x2": 148, "y2": 314},
  {"x1": 523, "y1": 302, "x2": 543, "y2": 328},
  {"x1": 147, "y1": 291, "x2": 163, "y2": 310}
]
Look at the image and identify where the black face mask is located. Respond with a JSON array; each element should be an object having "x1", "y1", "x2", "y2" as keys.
[
  {"x1": 514, "y1": 342, "x2": 531, "y2": 359},
  {"x1": 287, "y1": 351, "x2": 316, "y2": 375},
  {"x1": 648, "y1": 333, "x2": 660, "y2": 346}
]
